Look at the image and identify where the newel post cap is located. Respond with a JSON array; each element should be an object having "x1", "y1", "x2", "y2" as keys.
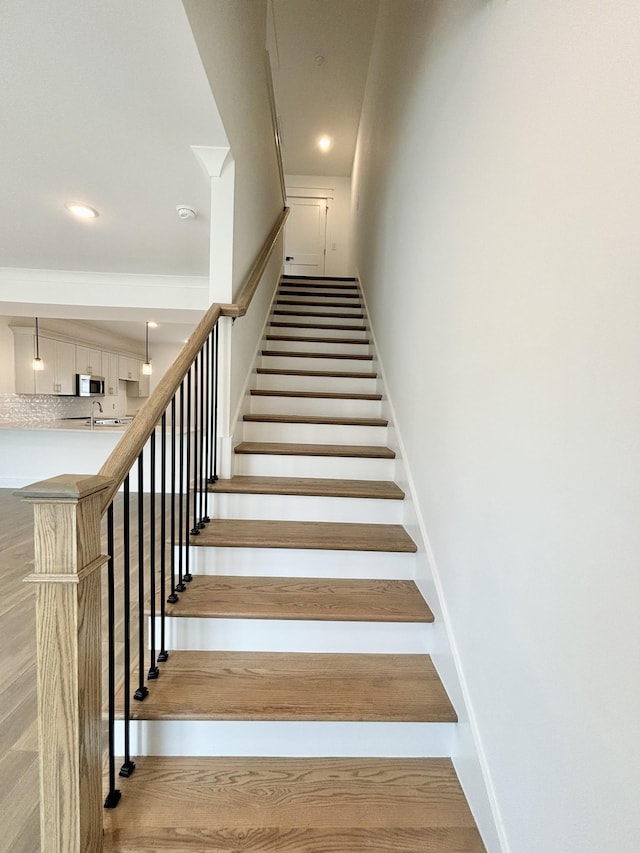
[{"x1": 15, "y1": 473, "x2": 115, "y2": 502}]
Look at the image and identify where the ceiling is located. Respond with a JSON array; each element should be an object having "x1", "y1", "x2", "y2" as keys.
[
  {"x1": 268, "y1": 0, "x2": 378, "y2": 177},
  {"x1": 0, "y1": 0, "x2": 378, "y2": 346}
]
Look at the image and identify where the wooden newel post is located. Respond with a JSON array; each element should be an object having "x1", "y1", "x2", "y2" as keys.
[{"x1": 18, "y1": 474, "x2": 114, "y2": 853}]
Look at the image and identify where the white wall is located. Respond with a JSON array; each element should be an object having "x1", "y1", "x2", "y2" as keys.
[
  {"x1": 285, "y1": 175, "x2": 354, "y2": 277},
  {"x1": 182, "y1": 0, "x2": 286, "y2": 467},
  {"x1": 352, "y1": 3, "x2": 640, "y2": 853},
  {"x1": 0, "y1": 318, "x2": 15, "y2": 394},
  {"x1": 182, "y1": 0, "x2": 284, "y2": 299}
]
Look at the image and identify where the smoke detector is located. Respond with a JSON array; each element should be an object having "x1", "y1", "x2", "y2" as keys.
[{"x1": 176, "y1": 205, "x2": 197, "y2": 220}]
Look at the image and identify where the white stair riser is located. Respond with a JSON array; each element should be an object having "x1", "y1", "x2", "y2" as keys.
[
  {"x1": 278, "y1": 282, "x2": 360, "y2": 301},
  {"x1": 269, "y1": 324, "x2": 369, "y2": 340},
  {"x1": 207, "y1": 492, "x2": 403, "y2": 524},
  {"x1": 117, "y1": 720, "x2": 455, "y2": 758},
  {"x1": 187, "y1": 545, "x2": 415, "y2": 579},
  {"x1": 242, "y1": 421, "x2": 388, "y2": 446},
  {"x1": 278, "y1": 287, "x2": 361, "y2": 303},
  {"x1": 233, "y1": 453, "x2": 396, "y2": 480},
  {"x1": 261, "y1": 354, "x2": 374, "y2": 373},
  {"x1": 272, "y1": 312, "x2": 365, "y2": 327},
  {"x1": 255, "y1": 373, "x2": 378, "y2": 395},
  {"x1": 154, "y1": 616, "x2": 431, "y2": 654},
  {"x1": 250, "y1": 394, "x2": 382, "y2": 419},
  {"x1": 263, "y1": 338, "x2": 371, "y2": 355},
  {"x1": 277, "y1": 296, "x2": 363, "y2": 307}
]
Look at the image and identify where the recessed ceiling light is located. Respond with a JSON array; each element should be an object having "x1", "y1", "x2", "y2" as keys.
[
  {"x1": 148, "y1": 321, "x2": 158, "y2": 328},
  {"x1": 65, "y1": 202, "x2": 99, "y2": 220},
  {"x1": 318, "y1": 135, "x2": 332, "y2": 153}
]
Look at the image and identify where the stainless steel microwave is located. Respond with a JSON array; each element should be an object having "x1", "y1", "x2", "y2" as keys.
[{"x1": 76, "y1": 374, "x2": 105, "y2": 397}]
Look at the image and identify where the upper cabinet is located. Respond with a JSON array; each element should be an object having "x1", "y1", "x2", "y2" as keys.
[
  {"x1": 76, "y1": 346, "x2": 102, "y2": 377},
  {"x1": 102, "y1": 351, "x2": 119, "y2": 396},
  {"x1": 118, "y1": 355, "x2": 139, "y2": 382},
  {"x1": 14, "y1": 331, "x2": 75, "y2": 395},
  {"x1": 12, "y1": 326, "x2": 146, "y2": 397}
]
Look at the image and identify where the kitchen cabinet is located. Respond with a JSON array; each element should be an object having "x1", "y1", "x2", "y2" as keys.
[
  {"x1": 129, "y1": 368, "x2": 150, "y2": 398},
  {"x1": 102, "y1": 351, "x2": 119, "y2": 396},
  {"x1": 118, "y1": 356, "x2": 139, "y2": 382},
  {"x1": 12, "y1": 326, "x2": 146, "y2": 397},
  {"x1": 76, "y1": 345, "x2": 102, "y2": 377},
  {"x1": 14, "y1": 332, "x2": 75, "y2": 395}
]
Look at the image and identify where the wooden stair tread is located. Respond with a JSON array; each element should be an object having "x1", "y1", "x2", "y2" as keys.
[
  {"x1": 165, "y1": 576, "x2": 433, "y2": 622},
  {"x1": 274, "y1": 309, "x2": 365, "y2": 319},
  {"x1": 262, "y1": 350, "x2": 373, "y2": 360},
  {"x1": 270, "y1": 321, "x2": 367, "y2": 331},
  {"x1": 191, "y1": 519, "x2": 416, "y2": 552},
  {"x1": 103, "y1": 757, "x2": 485, "y2": 852},
  {"x1": 120, "y1": 651, "x2": 453, "y2": 722},
  {"x1": 243, "y1": 413, "x2": 388, "y2": 427},
  {"x1": 266, "y1": 334, "x2": 370, "y2": 345},
  {"x1": 257, "y1": 367, "x2": 377, "y2": 379},
  {"x1": 208, "y1": 475, "x2": 404, "y2": 499},
  {"x1": 251, "y1": 389, "x2": 382, "y2": 401},
  {"x1": 234, "y1": 441, "x2": 394, "y2": 458}
]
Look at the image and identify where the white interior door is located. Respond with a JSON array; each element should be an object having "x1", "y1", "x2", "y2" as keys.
[{"x1": 284, "y1": 197, "x2": 327, "y2": 276}]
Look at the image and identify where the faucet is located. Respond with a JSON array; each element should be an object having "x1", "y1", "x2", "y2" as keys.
[{"x1": 90, "y1": 400, "x2": 103, "y2": 430}]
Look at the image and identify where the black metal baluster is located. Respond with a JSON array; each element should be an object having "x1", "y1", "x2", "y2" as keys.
[
  {"x1": 184, "y1": 367, "x2": 193, "y2": 581},
  {"x1": 104, "y1": 502, "x2": 121, "y2": 808},
  {"x1": 168, "y1": 395, "x2": 179, "y2": 603},
  {"x1": 176, "y1": 380, "x2": 186, "y2": 592},
  {"x1": 147, "y1": 431, "x2": 159, "y2": 681},
  {"x1": 134, "y1": 453, "x2": 148, "y2": 702},
  {"x1": 158, "y1": 411, "x2": 169, "y2": 660},
  {"x1": 210, "y1": 323, "x2": 219, "y2": 483},
  {"x1": 120, "y1": 475, "x2": 135, "y2": 776},
  {"x1": 198, "y1": 346, "x2": 207, "y2": 527},
  {"x1": 202, "y1": 335, "x2": 211, "y2": 524},
  {"x1": 190, "y1": 357, "x2": 200, "y2": 537}
]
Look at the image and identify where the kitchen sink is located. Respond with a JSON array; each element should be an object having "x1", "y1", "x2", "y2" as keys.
[{"x1": 85, "y1": 417, "x2": 133, "y2": 426}]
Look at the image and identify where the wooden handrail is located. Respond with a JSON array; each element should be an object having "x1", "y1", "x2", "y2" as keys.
[
  {"x1": 265, "y1": 50, "x2": 287, "y2": 206},
  {"x1": 98, "y1": 206, "x2": 289, "y2": 513}
]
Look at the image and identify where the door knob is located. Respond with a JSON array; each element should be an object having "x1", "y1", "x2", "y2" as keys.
[{"x1": 286, "y1": 256, "x2": 294, "y2": 261}]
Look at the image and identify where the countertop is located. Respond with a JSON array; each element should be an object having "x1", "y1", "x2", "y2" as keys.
[{"x1": 0, "y1": 417, "x2": 133, "y2": 433}]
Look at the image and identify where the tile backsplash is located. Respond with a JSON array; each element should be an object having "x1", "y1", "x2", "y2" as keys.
[{"x1": 0, "y1": 391, "x2": 130, "y2": 425}]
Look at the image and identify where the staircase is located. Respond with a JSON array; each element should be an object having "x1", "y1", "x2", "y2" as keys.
[{"x1": 103, "y1": 277, "x2": 486, "y2": 851}]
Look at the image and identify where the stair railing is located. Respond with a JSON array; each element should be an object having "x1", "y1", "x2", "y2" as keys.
[{"x1": 18, "y1": 206, "x2": 288, "y2": 853}]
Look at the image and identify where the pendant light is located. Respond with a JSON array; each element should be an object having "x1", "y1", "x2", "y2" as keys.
[
  {"x1": 33, "y1": 317, "x2": 44, "y2": 371},
  {"x1": 142, "y1": 321, "x2": 153, "y2": 375}
]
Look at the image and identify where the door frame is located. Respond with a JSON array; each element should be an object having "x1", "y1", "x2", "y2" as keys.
[{"x1": 285, "y1": 185, "x2": 334, "y2": 277}]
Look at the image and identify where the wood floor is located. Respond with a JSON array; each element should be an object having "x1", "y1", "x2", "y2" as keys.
[
  {"x1": 0, "y1": 488, "x2": 40, "y2": 853},
  {"x1": 0, "y1": 487, "x2": 153, "y2": 853}
]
